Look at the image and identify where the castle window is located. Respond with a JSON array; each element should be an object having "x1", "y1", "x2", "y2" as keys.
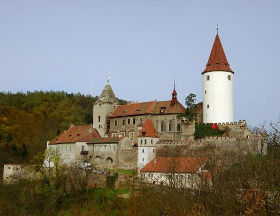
[
  {"x1": 140, "y1": 118, "x2": 143, "y2": 122},
  {"x1": 114, "y1": 120, "x2": 117, "y2": 126},
  {"x1": 133, "y1": 118, "x2": 136, "y2": 125},
  {"x1": 141, "y1": 139, "x2": 143, "y2": 144},
  {"x1": 228, "y1": 75, "x2": 231, "y2": 80},
  {"x1": 160, "y1": 121, "x2": 165, "y2": 132},
  {"x1": 205, "y1": 90, "x2": 207, "y2": 94},
  {"x1": 177, "y1": 123, "x2": 181, "y2": 132},
  {"x1": 168, "y1": 121, "x2": 173, "y2": 132},
  {"x1": 122, "y1": 119, "x2": 125, "y2": 125},
  {"x1": 142, "y1": 149, "x2": 144, "y2": 153},
  {"x1": 206, "y1": 75, "x2": 210, "y2": 81},
  {"x1": 153, "y1": 149, "x2": 155, "y2": 153},
  {"x1": 144, "y1": 139, "x2": 147, "y2": 144},
  {"x1": 98, "y1": 116, "x2": 101, "y2": 122},
  {"x1": 128, "y1": 119, "x2": 130, "y2": 125},
  {"x1": 129, "y1": 132, "x2": 134, "y2": 140},
  {"x1": 207, "y1": 105, "x2": 210, "y2": 108},
  {"x1": 142, "y1": 158, "x2": 144, "y2": 162},
  {"x1": 111, "y1": 133, "x2": 117, "y2": 137},
  {"x1": 151, "y1": 139, "x2": 153, "y2": 144}
]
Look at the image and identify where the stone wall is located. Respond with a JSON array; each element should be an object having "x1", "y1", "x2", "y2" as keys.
[
  {"x1": 117, "y1": 138, "x2": 137, "y2": 170},
  {"x1": 156, "y1": 135, "x2": 267, "y2": 162}
]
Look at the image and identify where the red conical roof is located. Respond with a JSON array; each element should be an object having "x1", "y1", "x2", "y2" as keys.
[
  {"x1": 202, "y1": 34, "x2": 233, "y2": 73},
  {"x1": 138, "y1": 119, "x2": 158, "y2": 138}
]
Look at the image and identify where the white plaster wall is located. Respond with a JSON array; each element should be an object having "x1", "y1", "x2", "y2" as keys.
[
  {"x1": 137, "y1": 137, "x2": 159, "y2": 171},
  {"x1": 203, "y1": 71, "x2": 234, "y2": 123},
  {"x1": 140, "y1": 172, "x2": 201, "y2": 188}
]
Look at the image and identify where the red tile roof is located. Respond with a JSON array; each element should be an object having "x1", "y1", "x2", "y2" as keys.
[
  {"x1": 140, "y1": 157, "x2": 205, "y2": 173},
  {"x1": 203, "y1": 34, "x2": 233, "y2": 73},
  {"x1": 110, "y1": 100, "x2": 185, "y2": 118},
  {"x1": 49, "y1": 125, "x2": 100, "y2": 145},
  {"x1": 138, "y1": 119, "x2": 158, "y2": 138}
]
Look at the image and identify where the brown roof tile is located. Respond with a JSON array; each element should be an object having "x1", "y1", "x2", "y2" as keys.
[
  {"x1": 140, "y1": 157, "x2": 205, "y2": 173},
  {"x1": 203, "y1": 34, "x2": 233, "y2": 73},
  {"x1": 49, "y1": 125, "x2": 100, "y2": 145},
  {"x1": 110, "y1": 100, "x2": 185, "y2": 118}
]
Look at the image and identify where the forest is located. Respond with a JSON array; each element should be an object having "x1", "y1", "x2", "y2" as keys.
[{"x1": 0, "y1": 91, "x2": 125, "y2": 177}]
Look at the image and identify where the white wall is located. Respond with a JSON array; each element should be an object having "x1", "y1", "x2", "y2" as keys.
[
  {"x1": 140, "y1": 172, "x2": 201, "y2": 188},
  {"x1": 137, "y1": 137, "x2": 159, "y2": 171},
  {"x1": 203, "y1": 71, "x2": 234, "y2": 123}
]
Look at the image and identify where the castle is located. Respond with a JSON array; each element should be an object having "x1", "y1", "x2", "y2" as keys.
[{"x1": 44, "y1": 32, "x2": 266, "y2": 179}]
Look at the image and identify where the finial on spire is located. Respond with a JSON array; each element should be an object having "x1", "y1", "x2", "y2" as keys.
[
  {"x1": 173, "y1": 79, "x2": 176, "y2": 90},
  {"x1": 216, "y1": 24, "x2": 219, "y2": 35},
  {"x1": 107, "y1": 75, "x2": 112, "y2": 83}
]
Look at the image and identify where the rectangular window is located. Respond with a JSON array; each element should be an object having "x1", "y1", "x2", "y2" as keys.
[
  {"x1": 206, "y1": 75, "x2": 210, "y2": 80},
  {"x1": 114, "y1": 120, "x2": 117, "y2": 126},
  {"x1": 98, "y1": 116, "x2": 101, "y2": 122},
  {"x1": 128, "y1": 119, "x2": 130, "y2": 125},
  {"x1": 129, "y1": 132, "x2": 134, "y2": 140},
  {"x1": 120, "y1": 132, "x2": 125, "y2": 137},
  {"x1": 122, "y1": 119, "x2": 125, "y2": 125},
  {"x1": 207, "y1": 105, "x2": 210, "y2": 108},
  {"x1": 133, "y1": 118, "x2": 136, "y2": 125},
  {"x1": 228, "y1": 75, "x2": 231, "y2": 80},
  {"x1": 111, "y1": 133, "x2": 117, "y2": 137}
]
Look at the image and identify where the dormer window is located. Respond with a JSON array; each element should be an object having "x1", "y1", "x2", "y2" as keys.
[
  {"x1": 160, "y1": 107, "x2": 166, "y2": 114},
  {"x1": 142, "y1": 132, "x2": 146, "y2": 136}
]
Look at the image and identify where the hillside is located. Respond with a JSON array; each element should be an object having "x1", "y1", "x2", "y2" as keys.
[{"x1": 0, "y1": 91, "x2": 125, "y2": 176}]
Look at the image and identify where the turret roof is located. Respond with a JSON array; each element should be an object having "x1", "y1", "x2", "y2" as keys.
[
  {"x1": 97, "y1": 83, "x2": 118, "y2": 104},
  {"x1": 138, "y1": 119, "x2": 158, "y2": 138},
  {"x1": 203, "y1": 34, "x2": 233, "y2": 73}
]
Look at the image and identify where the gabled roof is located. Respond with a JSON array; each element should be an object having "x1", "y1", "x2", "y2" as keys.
[
  {"x1": 140, "y1": 157, "x2": 205, "y2": 173},
  {"x1": 138, "y1": 119, "x2": 158, "y2": 138},
  {"x1": 203, "y1": 34, "x2": 233, "y2": 73},
  {"x1": 110, "y1": 100, "x2": 185, "y2": 118},
  {"x1": 49, "y1": 125, "x2": 100, "y2": 145},
  {"x1": 96, "y1": 83, "x2": 118, "y2": 104}
]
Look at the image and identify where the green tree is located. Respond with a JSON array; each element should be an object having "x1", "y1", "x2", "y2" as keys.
[{"x1": 179, "y1": 93, "x2": 198, "y2": 122}]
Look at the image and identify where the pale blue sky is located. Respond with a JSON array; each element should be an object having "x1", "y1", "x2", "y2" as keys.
[{"x1": 0, "y1": 0, "x2": 279, "y2": 126}]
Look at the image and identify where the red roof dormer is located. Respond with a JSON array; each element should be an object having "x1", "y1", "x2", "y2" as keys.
[{"x1": 202, "y1": 34, "x2": 233, "y2": 74}]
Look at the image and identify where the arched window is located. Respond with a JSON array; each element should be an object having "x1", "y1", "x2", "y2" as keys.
[
  {"x1": 95, "y1": 156, "x2": 101, "y2": 164},
  {"x1": 177, "y1": 123, "x2": 181, "y2": 132},
  {"x1": 160, "y1": 121, "x2": 165, "y2": 132},
  {"x1": 168, "y1": 120, "x2": 173, "y2": 132}
]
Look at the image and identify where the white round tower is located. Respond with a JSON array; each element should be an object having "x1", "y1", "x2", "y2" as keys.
[{"x1": 202, "y1": 34, "x2": 234, "y2": 123}]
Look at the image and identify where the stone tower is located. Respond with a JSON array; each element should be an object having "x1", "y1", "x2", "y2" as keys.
[
  {"x1": 202, "y1": 33, "x2": 234, "y2": 123},
  {"x1": 93, "y1": 82, "x2": 119, "y2": 137},
  {"x1": 137, "y1": 119, "x2": 159, "y2": 172}
]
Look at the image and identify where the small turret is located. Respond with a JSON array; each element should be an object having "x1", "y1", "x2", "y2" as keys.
[
  {"x1": 137, "y1": 119, "x2": 159, "y2": 172},
  {"x1": 171, "y1": 81, "x2": 177, "y2": 105}
]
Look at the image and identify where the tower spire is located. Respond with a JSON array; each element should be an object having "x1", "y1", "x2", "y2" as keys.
[
  {"x1": 171, "y1": 80, "x2": 177, "y2": 105},
  {"x1": 202, "y1": 33, "x2": 233, "y2": 73}
]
